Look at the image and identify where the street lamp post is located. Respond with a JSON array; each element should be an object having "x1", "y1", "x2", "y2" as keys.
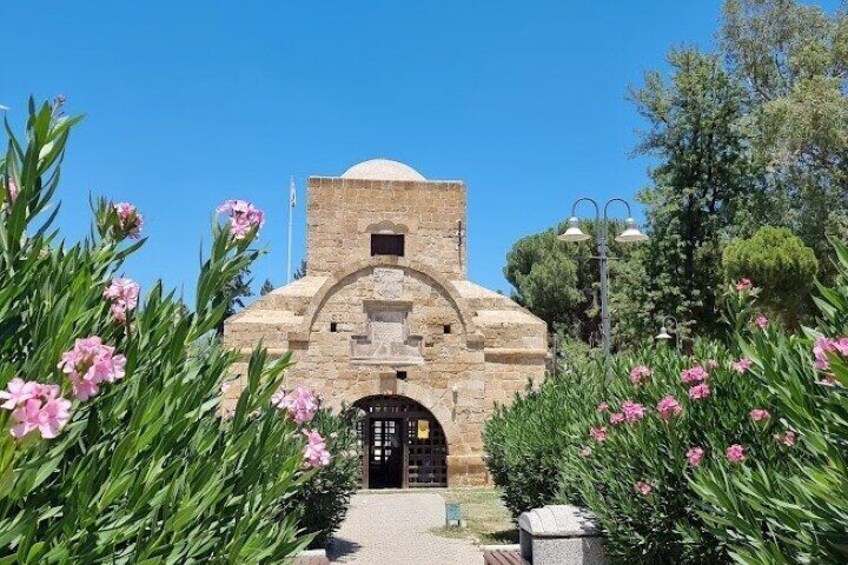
[
  {"x1": 656, "y1": 315, "x2": 682, "y2": 351},
  {"x1": 558, "y1": 197, "x2": 648, "y2": 360}
]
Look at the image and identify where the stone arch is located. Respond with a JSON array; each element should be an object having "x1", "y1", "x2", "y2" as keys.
[
  {"x1": 364, "y1": 219, "x2": 410, "y2": 234},
  {"x1": 353, "y1": 391, "x2": 454, "y2": 488},
  {"x1": 299, "y1": 257, "x2": 478, "y2": 338}
]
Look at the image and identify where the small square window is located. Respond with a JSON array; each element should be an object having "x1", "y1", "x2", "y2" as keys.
[
  {"x1": 371, "y1": 234, "x2": 405, "y2": 257},
  {"x1": 443, "y1": 324, "x2": 452, "y2": 334},
  {"x1": 330, "y1": 322, "x2": 338, "y2": 333},
  {"x1": 396, "y1": 371, "x2": 408, "y2": 381}
]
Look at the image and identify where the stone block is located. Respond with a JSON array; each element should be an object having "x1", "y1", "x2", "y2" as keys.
[{"x1": 519, "y1": 505, "x2": 607, "y2": 565}]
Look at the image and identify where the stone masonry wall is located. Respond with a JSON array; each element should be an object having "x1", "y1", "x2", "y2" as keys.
[{"x1": 306, "y1": 177, "x2": 467, "y2": 279}]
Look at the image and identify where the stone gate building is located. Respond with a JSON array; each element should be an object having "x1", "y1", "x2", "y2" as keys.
[{"x1": 222, "y1": 159, "x2": 547, "y2": 487}]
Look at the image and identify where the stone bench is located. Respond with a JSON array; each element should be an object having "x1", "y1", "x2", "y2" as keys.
[{"x1": 518, "y1": 505, "x2": 606, "y2": 564}]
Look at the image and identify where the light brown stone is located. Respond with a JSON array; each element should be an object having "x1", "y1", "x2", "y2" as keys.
[{"x1": 223, "y1": 160, "x2": 547, "y2": 486}]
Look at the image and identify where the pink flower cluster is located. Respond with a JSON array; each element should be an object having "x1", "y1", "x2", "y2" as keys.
[
  {"x1": 58, "y1": 336, "x2": 127, "y2": 401},
  {"x1": 272, "y1": 386, "x2": 319, "y2": 425},
  {"x1": 114, "y1": 202, "x2": 143, "y2": 239},
  {"x1": 680, "y1": 365, "x2": 711, "y2": 400},
  {"x1": 726, "y1": 444, "x2": 745, "y2": 463},
  {"x1": 735, "y1": 278, "x2": 752, "y2": 292},
  {"x1": 688, "y1": 383, "x2": 711, "y2": 400},
  {"x1": 749, "y1": 408, "x2": 771, "y2": 422},
  {"x1": 217, "y1": 199, "x2": 265, "y2": 240},
  {"x1": 103, "y1": 278, "x2": 140, "y2": 324},
  {"x1": 0, "y1": 378, "x2": 71, "y2": 439},
  {"x1": 303, "y1": 428, "x2": 332, "y2": 468},
  {"x1": 621, "y1": 400, "x2": 646, "y2": 423},
  {"x1": 596, "y1": 402, "x2": 609, "y2": 413},
  {"x1": 754, "y1": 315, "x2": 769, "y2": 329},
  {"x1": 731, "y1": 358, "x2": 752, "y2": 373},
  {"x1": 629, "y1": 365, "x2": 652, "y2": 385},
  {"x1": 656, "y1": 395, "x2": 682, "y2": 420},
  {"x1": 813, "y1": 336, "x2": 848, "y2": 371},
  {"x1": 634, "y1": 481, "x2": 653, "y2": 496},
  {"x1": 680, "y1": 366, "x2": 709, "y2": 384},
  {"x1": 686, "y1": 447, "x2": 704, "y2": 467},
  {"x1": 589, "y1": 426, "x2": 607, "y2": 442}
]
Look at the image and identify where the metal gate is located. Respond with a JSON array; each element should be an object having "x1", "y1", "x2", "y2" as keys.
[{"x1": 354, "y1": 395, "x2": 448, "y2": 488}]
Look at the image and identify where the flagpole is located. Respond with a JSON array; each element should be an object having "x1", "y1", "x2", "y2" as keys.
[{"x1": 287, "y1": 175, "x2": 295, "y2": 284}]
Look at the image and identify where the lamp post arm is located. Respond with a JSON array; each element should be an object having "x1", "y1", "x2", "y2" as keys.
[
  {"x1": 602, "y1": 197, "x2": 633, "y2": 224},
  {"x1": 570, "y1": 197, "x2": 600, "y2": 221}
]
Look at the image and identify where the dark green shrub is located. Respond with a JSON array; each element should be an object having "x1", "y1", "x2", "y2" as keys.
[
  {"x1": 284, "y1": 405, "x2": 362, "y2": 547},
  {"x1": 483, "y1": 367, "x2": 602, "y2": 518},
  {"x1": 723, "y1": 226, "x2": 818, "y2": 326}
]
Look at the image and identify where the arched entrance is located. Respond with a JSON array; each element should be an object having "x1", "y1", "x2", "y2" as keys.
[{"x1": 354, "y1": 395, "x2": 448, "y2": 489}]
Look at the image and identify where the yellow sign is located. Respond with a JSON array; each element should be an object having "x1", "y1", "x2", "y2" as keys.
[{"x1": 417, "y1": 420, "x2": 430, "y2": 439}]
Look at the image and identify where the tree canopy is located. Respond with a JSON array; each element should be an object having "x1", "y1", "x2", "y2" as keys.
[{"x1": 505, "y1": 0, "x2": 848, "y2": 348}]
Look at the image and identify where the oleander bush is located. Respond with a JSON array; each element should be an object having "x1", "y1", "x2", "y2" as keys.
[
  {"x1": 569, "y1": 338, "x2": 772, "y2": 563},
  {"x1": 482, "y1": 365, "x2": 602, "y2": 518},
  {"x1": 692, "y1": 242, "x2": 848, "y2": 564},
  {"x1": 485, "y1": 261, "x2": 848, "y2": 563},
  {"x1": 281, "y1": 404, "x2": 362, "y2": 548},
  {"x1": 0, "y1": 98, "x2": 340, "y2": 563}
]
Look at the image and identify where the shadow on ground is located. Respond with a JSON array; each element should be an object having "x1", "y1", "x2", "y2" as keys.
[{"x1": 326, "y1": 537, "x2": 361, "y2": 561}]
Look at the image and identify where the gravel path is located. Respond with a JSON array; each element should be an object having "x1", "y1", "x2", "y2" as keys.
[{"x1": 328, "y1": 492, "x2": 482, "y2": 564}]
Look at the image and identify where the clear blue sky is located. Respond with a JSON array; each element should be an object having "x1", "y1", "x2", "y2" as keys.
[{"x1": 2, "y1": 1, "x2": 837, "y2": 303}]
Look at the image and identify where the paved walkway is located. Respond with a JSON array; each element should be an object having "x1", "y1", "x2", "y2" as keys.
[{"x1": 328, "y1": 492, "x2": 482, "y2": 564}]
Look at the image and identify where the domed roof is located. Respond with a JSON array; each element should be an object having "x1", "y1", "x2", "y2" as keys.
[{"x1": 341, "y1": 159, "x2": 425, "y2": 181}]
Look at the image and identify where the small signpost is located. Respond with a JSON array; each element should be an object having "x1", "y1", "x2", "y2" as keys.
[{"x1": 445, "y1": 502, "x2": 462, "y2": 527}]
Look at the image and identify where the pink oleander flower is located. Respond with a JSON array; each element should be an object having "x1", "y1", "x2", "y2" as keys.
[
  {"x1": 726, "y1": 444, "x2": 746, "y2": 463},
  {"x1": 580, "y1": 446, "x2": 592, "y2": 458},
  {"x1": 103, "y1": 278, "x2": 140, "y2": 309},
  {"x1": 303, "y1": 429, "x2": 331, "y2": 468},
  {"x1": 634, "y1": 481, "x2": 653, "y2": 496},
  {"x1": 731, "y1": 358, "x2": 753, "y2": 373},
  {"x1": 681, "y1": 366, "x2": 709, "y2": 384},
  {"x1": 621, "y1": 400, "x2": 646, "y2": 423},
  {"x1": 0, "y1": 378, "x2": 40, "y2": 409},
  {"x1": 114, "y1": 202, "x2": 143, "y2": 239},
  {"x1": 596, "y1": 402, "x2": 609, "y2": 413},
  {"x1": 629, "y1": 365, "x2": 653, "y2": 385},
  {"x1": 749, "y1": 408, "x2": 771, "y2": 422},
  {"x1": 813, "y1": 337, "x2": 848, "y2": 371},
  {"x1": 754, "y1": 315, "x2": 769, "y2": 329},
  {"x1": 589, "y1": 426, "x2": 607, "y2": 442},
  {"x1": 688, "y1": 383, "x2": 711, "y2": 400},
  {"x1": 272, "y1": 386, "x2": 318, "y2": 425},
  {"x1": 5, "y1": 178, "x2": 17, "y2": 205},
  {"x1": 706, "y1": 359, "x2": 719, "y2": 369},
  {"x1": 775, "y1": 430, "x2": 796, "y2": 447},
  {"x1": 686, "y1": 447, "x2": 704, "y2": 467},
  {"x1": 217, "y1": 199, "x2": 265, "y2": 240},
  {"x1": 58, "y1": 336, "x2": 127, "y2": 401},
  {"x1": 735, "y1": 278, "x2": 752, "y2": 292},
  {"x1": 5, "y1": 382, "x2": 71, "y2": 440},
  {"x1": 103, "y1": 278, "x2": 140, "y2": 324},
  {"x1": 610, "y1": 412, "x2": 625, "y2": 426},
  {"x1": 656, "y1": 395, "x2": 682, "y2": 421}
]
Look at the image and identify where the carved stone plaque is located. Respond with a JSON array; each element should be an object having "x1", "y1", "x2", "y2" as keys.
[{"x1": 373, "y1": 268, "x2": 404, "y2": 300}]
